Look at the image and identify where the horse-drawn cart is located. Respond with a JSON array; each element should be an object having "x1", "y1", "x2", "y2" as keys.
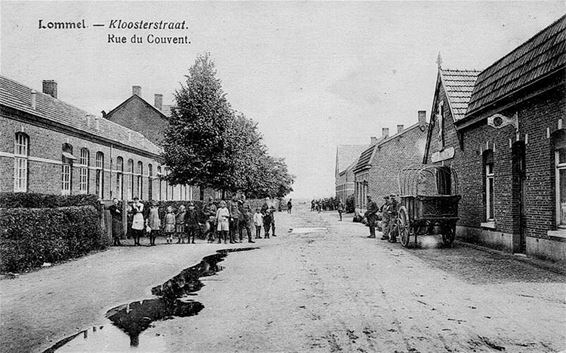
[{"x1": 396, "y1": 164, "x2": 461, "y2": 248}]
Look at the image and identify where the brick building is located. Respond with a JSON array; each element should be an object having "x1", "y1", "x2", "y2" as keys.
[
  {"x1": 0, "y1": 75, "x2": 195, "y2": 201},
  {"x1": 353, "y1": 112, "x2": 428, "y2": 213},
  {"x1": 104, "y1": 86, "x2": 172, "y2": 145},
  {"x1": 335, "y1": 144, "x2": 368, "y2": 203},
  {"x1": 425, "y1": 16, "x2": 566, "y2": 262}
]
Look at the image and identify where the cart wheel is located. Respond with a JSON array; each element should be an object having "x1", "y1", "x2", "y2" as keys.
[
  {"x1": 398, "y1": 207, "x2": 410, "y2": 248},
  {"x1": 442, "y1": 223, "x2": 456, "y2": 247}
]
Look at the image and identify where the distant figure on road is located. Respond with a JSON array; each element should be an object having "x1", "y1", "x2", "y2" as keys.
[
  {"x1": 364, "y1": 195, "x2": 378, "y2": 238},
  {"x1": 311, "y1": 199, "x2": 315, "y2": 211},
  {"x1": 109, "y1": 198, "x2": 123, "y2": 246},
  {"x1": 287, "y1": 199, "x2": 293, "y2": 214},
  {"x1": 131, "y1": 197, "x2": 145, "y2": 246},
  {"x1": 337, "y1": 200, "x2": 345, "y2": 221},
  {"x1": 380, "y1": 196, "x2": 390, "y2": 240}
]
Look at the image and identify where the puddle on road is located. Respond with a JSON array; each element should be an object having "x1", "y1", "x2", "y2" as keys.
[
  {"x1": 289, "y1": 227, "x2": 327, "y2": 234},
  {"x1": 44, "y1": 247, "x2": 258, "y2": 353}
]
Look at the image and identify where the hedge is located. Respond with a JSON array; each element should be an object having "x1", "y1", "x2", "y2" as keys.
[
  {"x1": 0, "y1": 192, "x2": 101, "y2": 211},
  {"x1": 0, "y1": 205, "x2": 107, "y2": 273}
]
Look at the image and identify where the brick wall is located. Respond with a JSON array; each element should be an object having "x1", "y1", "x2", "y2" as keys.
[
  {"x1": 367, "y1": 123, "x2": 428, "y2": 202},
  {"x1": 457, "y1": 86, "x2": 565, "y2": 240},
  {"x1": 0, "y1": 113, "x2": 198, "y2": 202},
  {"x1": 105, "y1": 97, "x2": 168, "y2": 145}
]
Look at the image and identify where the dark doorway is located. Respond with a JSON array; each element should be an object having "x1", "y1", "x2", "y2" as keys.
[{"x1": 512, "y1": 141, "x2": 526, "y2": 253}]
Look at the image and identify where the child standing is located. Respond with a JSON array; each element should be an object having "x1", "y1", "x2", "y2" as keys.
[
  {"x1": 216, "y1": 200, "x2": 230, "y2": 244},
  {"x1": 253, "y1": 208, "x2": 263, "y2": 239},
  {"x1": 146, "y1": 201, "x2": 161, "y2": 246},
  {"x1": 164, "y1": 206, "x2": 176, "y2": 244},
  {"x1": 176, "y1": 205, "x2": 187, "y2": 244}
]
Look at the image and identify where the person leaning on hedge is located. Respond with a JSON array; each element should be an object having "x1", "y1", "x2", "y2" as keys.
[
  {"x1": 131, "y1": 197, "x2": 145, "y2": 246},
  {"x1": 109, "y1": 198, "x2": 123, "y2": 246}
]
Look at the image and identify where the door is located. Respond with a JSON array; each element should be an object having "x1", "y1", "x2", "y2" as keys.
[{"x1": 512, "y1": 142, "x2": 526, "y2": 253}]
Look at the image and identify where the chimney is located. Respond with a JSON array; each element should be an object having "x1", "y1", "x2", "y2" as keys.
[
  {"x1": 370, "y1": 136, "x2": 377, "y2": 145},
  {"x1": 397, "y1": 124, "x2": 404, "y2": 134},
  {"x1": 42, "y1": 80, "x2": 57, "y2": 99},
  {"x1": 382, "y1": 128, "x2": 389, "y2": 138},
  {"x1": 418, "y1": 110, "x2": 426, "y2": 125},
  {"x1": 154, "y1": 94, "x2": 163, "y2": 111},
  {"x1": 132, "y1": 85, "x2": 141, "y2": 96},
  {"x1": 31, "y1": 90, "x2": 37, "y2": 109}
]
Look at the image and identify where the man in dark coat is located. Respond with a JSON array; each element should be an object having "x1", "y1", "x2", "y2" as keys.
[
  {"x1": 364, "y1": 195, "x2": 379, "y2": 238},
  {"x1": 228, "y1": 196, "x2": 241, "y2": 243},
  {"x1": 261, "y1": 197, "x2": 274, "y2": 238},
  {"x1": 108, "y1": 198, "x2": 123, "y2": 246}
]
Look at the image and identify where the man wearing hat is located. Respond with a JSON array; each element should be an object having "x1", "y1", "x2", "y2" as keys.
[
  {"x1": 364, "y1": 195, "x2": 379, "y2": 238},
  {"x1": 228, "y1": 195, "x2": 241, "y2": 243}
]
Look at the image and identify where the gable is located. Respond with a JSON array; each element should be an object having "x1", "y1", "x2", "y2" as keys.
[
  {"x1": 105, "y1": 95, "x2": 169, "y2": 144},
  {"x1": 423, "y1": 72, "x2": 461, "y2": 164}
]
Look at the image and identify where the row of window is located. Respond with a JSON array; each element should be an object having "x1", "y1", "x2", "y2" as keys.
[{"x1": 11, "y1": 132, "x2": 192, "y2": 201}]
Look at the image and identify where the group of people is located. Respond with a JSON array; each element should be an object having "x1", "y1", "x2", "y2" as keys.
[
  {"x1": 108, "y1": 196, "x2": 279, "y2": 246},
  {"x1": 363, "y1": 194, "x2": 399, "y2": 241}
]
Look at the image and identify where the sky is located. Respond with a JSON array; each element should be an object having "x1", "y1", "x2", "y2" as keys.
[{"x1": 1, "y1": 1, "x2": 564, "y2": 198}]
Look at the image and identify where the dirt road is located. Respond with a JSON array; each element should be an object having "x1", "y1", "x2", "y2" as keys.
[{"x1": 1, "y1": 204, "x2": 565, "y2": 352}]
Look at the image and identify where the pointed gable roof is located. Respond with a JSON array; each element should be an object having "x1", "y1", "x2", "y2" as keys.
[
  {"x1": 0, "y1": 75, "x2": 161, "y2": 155},
  {"x1": 105, "y1": 94, "x2": 168, "y2": 121},
  {"x1": 465, "y1": 14, "x2": 566, "y2": 118},
  {"x1": 336, "y1": 144, "x2": 368, "y2": 174},
  {"x1": 440, "y1": 69, "x2": 481, "y2": 122}
]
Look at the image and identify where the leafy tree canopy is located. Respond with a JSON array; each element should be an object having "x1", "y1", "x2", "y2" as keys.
[{"x1": 162, "y1": 53, "x2": 294, "y2": 198}]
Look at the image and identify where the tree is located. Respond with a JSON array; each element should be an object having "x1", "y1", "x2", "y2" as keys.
[
  {"x1": 162, "y1": 53, "x2": 294, "y2": 198},
  {"x1": 162, "y1": 53, "x2": 233, "y2": 190}
]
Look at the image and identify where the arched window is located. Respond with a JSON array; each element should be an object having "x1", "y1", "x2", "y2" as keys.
[
  {"x1": 14, "y1": 133, "x2": 29, "y2": 192},
  {"x1": 61, "y1": 143, "x2": 75, "y2": 195},
  {"x1": 157, "y1": 166, "x2": 163, "y2": 201},
  {"x1": 127, "y1": 159, "x2": 134, "y2": 200},
  {"x1": 554, "y1": 131, "x2": 566, "y2": 226},
  {"x1": 116, "y1": 156, "x2": 124, "y2": 200},
  {"x1": 137, "y1": 161, "x2": 143, "y2": 199},
  {"x1": 148, "y1": 164, "x2": 153, "y2": 201},
  {"x1": 95, "y1": 152, "x2": 104, "y2": 199},
  {"x1": 483, "y1": 150, "x2": 494, "y2": 222},
  {"x1": 79, "y1": 148, "x2": 90, "y2": 193}
]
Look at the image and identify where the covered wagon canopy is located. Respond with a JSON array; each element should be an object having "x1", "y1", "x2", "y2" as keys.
[{"x1": 398, "y1": 164, "x2": 459, "y2": 197}]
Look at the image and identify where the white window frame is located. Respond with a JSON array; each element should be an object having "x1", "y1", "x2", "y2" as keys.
[
  {"x1": 116, "y1": 157, "x2": 124, "y2": 200},
  {"x1": 137, "y1": 161, "x2": 143, "y2": 199},
  {"x1": 127, "y1": 159, "x2": 134, "y2": 200},
  {"x1": 555, "y1": 148, "x2": 566, "y2": 227},
  {"x1": 485, "y1": 162, "x2": 494, "y2": 221},
  {"x1": 14, "y1": 133, "x2": 29, "y2": 192},
  {"x1": 79, "y1": 148, "x2": 89, "y2": 193},
  {"x1": 95, "y1": 152, "x2": 104, "y2": 199},
  {"x1": 61, "y1": 164, "x2": 71, "y2": 195}
]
